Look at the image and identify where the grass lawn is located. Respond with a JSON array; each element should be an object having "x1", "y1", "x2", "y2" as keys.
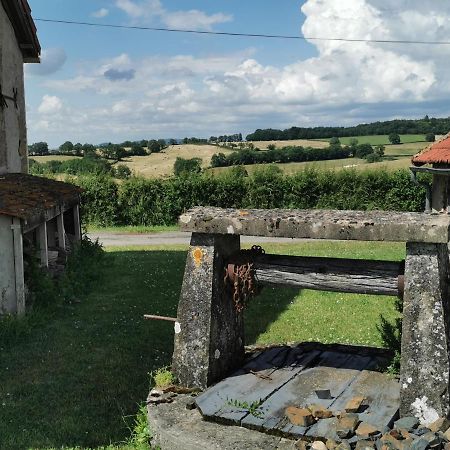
[{"x1": 0, "y1": 241, "x2": 404, "y2": 449}]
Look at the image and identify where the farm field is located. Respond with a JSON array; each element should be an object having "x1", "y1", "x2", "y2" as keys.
[
  {"x1": 33, "y1": 154, "x2": 79, "y2": 163},
  {"x1": 0, "y1": 240, "x2": 403, "y2": 449},
  {"x1": 209, "y1": 155, "x2": 413, "y2": 176},
  {"x1": 318, "y1": 134, "x2": 427, "y2": 145},
  {"x1": 120, "y1": 144, "x2": 232, "y2": 178}
]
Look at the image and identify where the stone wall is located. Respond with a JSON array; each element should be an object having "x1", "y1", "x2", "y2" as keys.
[{"x1": 0, "y1": 2, "x2": 28, "y2": 174}]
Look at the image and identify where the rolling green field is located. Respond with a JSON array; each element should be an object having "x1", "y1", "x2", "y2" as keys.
[
  {"x1": 0, "y1": 240, "x2": 403, "y2": 450},
  {"x1": 318, "y1": 135, "x2": 427, "y2": 146}
]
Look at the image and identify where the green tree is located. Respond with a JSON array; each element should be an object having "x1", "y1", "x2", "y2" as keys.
[
  {"x1": 388, "y1": 133, "x2": 401, "y2": 145},
  {"x1": 28, "y1": 142, "x2": 49, "y2": 155},
  {"x1": 59, "y1": 141, "x2": 74, "y2": 154},
  {"x1": 174, "y1": 157, "x2": 202, "y2": 176},
  {"x1": 426, "y1": 133, "x2": 436, "y2": 142}
]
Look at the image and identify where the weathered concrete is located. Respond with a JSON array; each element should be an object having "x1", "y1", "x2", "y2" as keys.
[
  {"x1": 179, "y1": 207, "x2": 450, "y2": 243},
  {"x1": 172, "y1": 232, "x2": 245, "y2": 389},
  {"x1": 0, "y1": 215, "x2": 17, "y2": 313},
  {"x1": 147, "y1": 394, "x2": 296, "y2": 450},
  {"x1": 400, "y1": 242, "x2": 450, "y2": 423},
  {"x1": 0, "y1": 1, "x2": 28, "y2": 174}
]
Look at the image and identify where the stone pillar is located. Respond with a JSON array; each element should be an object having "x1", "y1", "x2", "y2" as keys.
[
  {"x1": 38, "y1": 222, "x2": 48, "y2": 267},
  {"x1": 172, "y1": 232, "x2": 244, "y2": 389},
  {"x1": 432, "y1": 174, "x2": 448, "y2": 213},
  {"x1": 400, "y1": 242, "x2": 450, "y2": 423}
]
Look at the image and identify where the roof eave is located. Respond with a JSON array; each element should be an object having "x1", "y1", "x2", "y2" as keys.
[{"x1": 1, "y1": 0, "x2": 41, "y2": 63}]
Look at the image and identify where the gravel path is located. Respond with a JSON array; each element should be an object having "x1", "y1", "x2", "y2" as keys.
[{"x1": 88, "y1": 231, "x2": 303, "y2": 247}]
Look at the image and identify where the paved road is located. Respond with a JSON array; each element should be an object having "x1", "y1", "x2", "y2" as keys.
[{"x1": 88, "y1": 231, "x2": 304, "y2": 247}]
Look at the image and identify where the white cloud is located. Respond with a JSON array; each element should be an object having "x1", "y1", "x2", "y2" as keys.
[
  {"x1": 38, "y1": 95, "x2": 63, "y2": 115},
  {"x1": 115, "y1": 0, "x2": 232, "y2": 31},
  {"x1": 91, "y1": 8, "x2": 109, "y2": 18},
  {"x1": 26, "y1": 48, "x2": 67, "y2": 76},
  {"x1": 162, "y1": 10, "x2": 232, "y2": 31}
]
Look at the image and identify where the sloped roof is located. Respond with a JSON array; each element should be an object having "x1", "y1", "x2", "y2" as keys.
[
  {"x1": 0, "y1": 173, "x2": 81, "y2": 220},
  {"x1": 412, "y1": 132, "x2": 450, "y2": 166},
  {"x1": 1, "y1": 0, "x2": 40, "y2": 62}
]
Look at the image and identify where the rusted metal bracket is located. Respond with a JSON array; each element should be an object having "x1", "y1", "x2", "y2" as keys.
[{"x1": 0, "y1": 85, "x2": 18, "y2": 109}]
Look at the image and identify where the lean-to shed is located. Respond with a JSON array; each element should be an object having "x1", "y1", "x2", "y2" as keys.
[{"x1": 0, "y1": 0, "x2": 82, "y2": 314}]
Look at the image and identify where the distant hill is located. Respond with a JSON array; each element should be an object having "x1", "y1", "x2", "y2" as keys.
[{"x1": 246, "y1": 116, "x2": 449, "y2": 141}]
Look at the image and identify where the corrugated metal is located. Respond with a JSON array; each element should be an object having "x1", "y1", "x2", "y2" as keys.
[
  {"x1": 0, "y1": 173, "x2": 81, "y2": 220},
  {"x1": 412, "y1": 133, "x2": 450, "y2": 165}
]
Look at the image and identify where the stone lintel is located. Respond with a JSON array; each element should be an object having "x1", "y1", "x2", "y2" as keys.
[{"x1": 179, "y1": 207, "x2": 450, "y2": 243}]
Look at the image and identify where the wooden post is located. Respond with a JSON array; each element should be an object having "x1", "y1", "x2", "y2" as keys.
[
  {"x1": 172, "y1": 232, "x2": 243, "y2": 389},
  {"x1": 57, "y1": 213, "x2": 66, "y2": 250},
  {"x1": 38, "y1": 222, "x2": 48, "y2": 267},
  {"x1": 11, "y1": 218, "x2": 25, "y2": 315},
  {"x1": 73, "y1": 205, "x2": 81, "y2": 241}
]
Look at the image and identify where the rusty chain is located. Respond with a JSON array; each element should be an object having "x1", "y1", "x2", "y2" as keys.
[{"x1": 224, "y1": 245, "x2": 265, "y2": 313}]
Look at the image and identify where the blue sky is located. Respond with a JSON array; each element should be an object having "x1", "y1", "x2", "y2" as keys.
[{"x1": 25, "y1": 0, "x2": 450, "y2": 147}]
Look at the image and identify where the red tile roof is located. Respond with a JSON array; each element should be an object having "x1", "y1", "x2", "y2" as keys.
[
  {"x1": 0, "y1": 173, "x2": 81, "y2": 220},
  {"x1": 412, "y1": 133, "x2": 450, "y2": 166}
]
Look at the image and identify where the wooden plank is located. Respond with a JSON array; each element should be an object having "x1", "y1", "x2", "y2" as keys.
[
  {"x1": 244, "y1": 254, "x2": 403, "y2": 297},
  {"x1": 195, "y1": 348, "x2": 321, "y2": 425},
  {"x1": 330, "y1": 370, "x2": 400, "y2": 430},
  {"x1": 243, "y1": 352, "x2": 373, "y2": 437}
]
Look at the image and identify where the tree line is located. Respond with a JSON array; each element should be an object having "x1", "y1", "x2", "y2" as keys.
[
  {"x1": 245, "y1": 116, "x2": 447, "y2": 141},
  {"x1": 210, "y1": 138, "x2": 387, "y2": 168}
]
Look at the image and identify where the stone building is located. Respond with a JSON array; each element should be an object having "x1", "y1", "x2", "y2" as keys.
[
  {"x1": 411, "y1": 133, "x2": 450, "y2": 213},
  {"x1": 0, "y1": 0, "x2": 81, "y2": 315}
]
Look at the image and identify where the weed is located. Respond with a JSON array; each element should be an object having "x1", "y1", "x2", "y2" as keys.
[
  {"x1": 151, "y1": 366, "x2": 176, "y2": 389},
  {"x1": 226, "y1": 397, "x2": 265, "y2": 419}
]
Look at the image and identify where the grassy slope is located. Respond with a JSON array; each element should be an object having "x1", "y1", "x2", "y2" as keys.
[{"x1": 0, "y1": 241, "x2": 403, "y2": 449}]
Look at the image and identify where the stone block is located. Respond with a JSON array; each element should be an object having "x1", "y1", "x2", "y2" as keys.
[
  {"x1": 172, "y1": 233, "x2": 243, "y2": 389},
  {"x1": 400, "y1": 243, "x2": 450, "y2": 423}
]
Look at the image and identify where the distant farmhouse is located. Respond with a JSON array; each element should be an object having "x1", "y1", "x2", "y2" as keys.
[{"x1": 0, "y1": 0, "x2": 81, "y2": 315}]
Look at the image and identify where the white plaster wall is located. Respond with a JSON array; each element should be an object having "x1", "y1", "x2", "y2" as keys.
[
  {"x1": 0, "y1": 3, "x2": 28, "y2": 174},
  {"x1": 0, "y1": 215, "x2": 17, "y2": 313}
]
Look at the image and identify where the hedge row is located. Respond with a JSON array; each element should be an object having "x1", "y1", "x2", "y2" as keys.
[{"x1": 75, "y1": 167, "x2": 426, "y2": 227}]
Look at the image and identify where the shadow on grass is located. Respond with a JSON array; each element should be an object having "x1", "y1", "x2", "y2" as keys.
[{"x1": 0, "y1": 249, "x2": 296, "y2": 450}]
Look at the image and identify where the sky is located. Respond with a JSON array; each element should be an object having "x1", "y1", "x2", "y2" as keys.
[{"x1": 24, "y1": 0, "x2": 450, "y2": 147}]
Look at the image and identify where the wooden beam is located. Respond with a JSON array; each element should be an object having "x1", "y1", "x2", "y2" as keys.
[
  {"x1": 38, "y1": 222, "x2": 48, "y2": 267},
  {"x1": 229, "y1": 254, "x2": 404, "y2": 297},
  {"x1": 57, "y1": 213, "x2": 65, "y2": 250},
  {"x1": 11, "y1": 219, "x2": 25, "y2": 315},
  {"x1": 73, "y1": 205, "x2": 81, "y2": 241}
]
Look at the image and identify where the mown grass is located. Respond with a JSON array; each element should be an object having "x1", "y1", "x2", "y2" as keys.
[{"x1": 0, "y1": 241, "x2": 404, "y2": 449}]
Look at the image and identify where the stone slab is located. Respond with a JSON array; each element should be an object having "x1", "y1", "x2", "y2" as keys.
[
  {"x1": 179, "y1": 207, "x2": 450, "y2": 243},
  {"x1": 147, "y1": 394, "x2": 297, "y2": 450}
]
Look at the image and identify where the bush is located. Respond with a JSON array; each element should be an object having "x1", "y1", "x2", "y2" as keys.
[
  {"x1": 173, "y1": 157, "x2": 202, "y2": 176},
  {"x1": 426, "y1": 133, "x2": 436, "y2": 142},
  {"x1": 365, "y1": 153, "x2": 382, "y2": 163},
  {"x1": 75, "y1": 168, "x2": 426, "y2": 227},
  {"x1": 114, "y1": 164, "x2": 132, "y2": 179}
]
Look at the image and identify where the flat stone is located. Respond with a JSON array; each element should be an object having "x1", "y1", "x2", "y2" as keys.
[
  {"x1": 335, "y1": 443, "x2": 351, "y2": 450},
  {"x1": 311, "y1": 441, "x2": 327, "y2": 450},
  {"x1": 410, "y1": 439, "x2": 430, "y2": 450},
  {"x1": 336, "y1": 413, "x2": 359, "y2": 439},
  {"x1": 429, "y1": 417, "x2": 450, "y2": 433},
  {"x1": 356, "y1": 422, "x2": 380, "y2": 437},
  {"x1": 355, "y1": 441, "x2": 375, "y2": 450},
  {"x1": 394, "y1": 417, "x2": 420, "y2": 431},
  {"x1": 345, "y1": 396, "x2": 365, "y2": 413},
  {"x1": 286, "y1": 407, "x2": 316, "y2": 427},
  {"x1": 147, "y1": 394, "x2": 290, "y2": 450},
  {"x1": 443, "y1": 426, "x2": 450, "y2": 441},
  {"x1": 422, "y1": 432, "x2": 441, "y2": 446},
  {"x1": 179, "y1": 207, "x2": 450, "y2": 243},
  {"x1": 295, "y1": 441, "x2": 309, "y2": 450},
  {"x1": 309, "y1": 404, "x2": 333, "y2": 419},
  {"x1": 325, "y1": 439, "x2": 338, "y2": 449}
]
